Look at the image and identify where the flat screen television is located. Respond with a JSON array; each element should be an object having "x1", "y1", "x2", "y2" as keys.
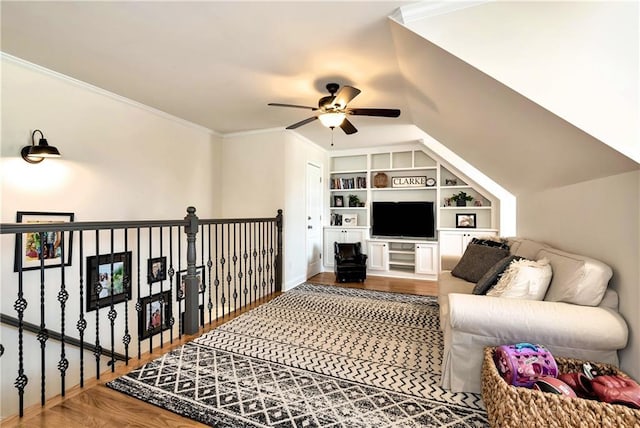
[{"x1": 371, "y1": 201, "x2": 435, "y2": 239}]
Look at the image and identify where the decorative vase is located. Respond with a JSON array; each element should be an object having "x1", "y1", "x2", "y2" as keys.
[
  {"x1": 456, "y1": 199, "x2": 466, "y2": 207},
  {"x1": 374, "y1": 172, "x2": 388, "y2": 188}
]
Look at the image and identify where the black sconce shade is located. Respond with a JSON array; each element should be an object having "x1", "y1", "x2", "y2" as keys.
[{"x1": 21, "y1": 129, "x2": 61, "y2": 164}]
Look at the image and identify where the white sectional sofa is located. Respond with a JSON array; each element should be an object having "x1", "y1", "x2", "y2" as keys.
[{"x1": 438, "y1": 237, "x2": 629, "y2": 393}]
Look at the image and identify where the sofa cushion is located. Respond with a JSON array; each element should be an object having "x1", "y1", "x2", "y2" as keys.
[
  {"x1": 473, "y1": 255, "x2": 522, "y2": 295},
  {"x1": 451, "y1": 243, "x2": 510, "y2": 283},
  {"x1": 507, "y1": 238, "x2": 549, "y2": 259},
  {"x1": 487, "y1": 258, "x2": 552, "y2": 300},
  {"x1": 540, "y1": 248, "x2": 612, "y2": 306}
]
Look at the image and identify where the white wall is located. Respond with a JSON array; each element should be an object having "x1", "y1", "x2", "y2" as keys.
[
  {"x1": 283, "y1": 132, "x2": 326, "y2": 290},
  {"x1": 0, "y1": 55, "x2": 222, "y2": 418},
  {"x1": 404, "y1": 1, "x2": 639, "y2": 163},
  {"x1": 517, "y1": 170, "x2": 640, "y2": 381},
  {"x1": 220, "y1": 129, "x2": 327, "y2": 291},
  {"x1": 219, "y1": 130, "x2": 285, "y2": 218}
]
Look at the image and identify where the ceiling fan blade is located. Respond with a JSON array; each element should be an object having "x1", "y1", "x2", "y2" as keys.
[
  {"x1": 331, "y1": 86, "x2": 361, "y2": 108},
  {"x1": 285, "y1": 116, "x2": 318, "y2": 129},
  {"x1": 268, "y1": 103, "x2": 317, "y2": 110},
  {"x1": 348, "y1": 108, "x2": 401, "y2": 118},
  {"x1": 340, "y1": 118, "x2": 358, "y2": 135}
]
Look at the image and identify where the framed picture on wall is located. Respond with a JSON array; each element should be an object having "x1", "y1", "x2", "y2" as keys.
[
  {"x1": 139, "y1": 290, "x2": 172, "y2": 339},
  {"x1": 147, "y1": 256, "x2": 167, "y2": 283},
  {"x1": 14, "y1": 211, "x2": 75, "y2": 272},
  {"x1": 176, "y1": 266, "x2": 205, "y2": 301},
  {"x1": 86, "y1": 251, "x2": 133, "y2": 312},
  {"x1": 456, "y1": 213, "x2": 477, "y2": 229}
]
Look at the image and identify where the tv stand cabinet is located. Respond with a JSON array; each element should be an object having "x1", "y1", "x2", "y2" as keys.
[{"x1": 367, "y1": 239, "x2": 438, "y2": 280}]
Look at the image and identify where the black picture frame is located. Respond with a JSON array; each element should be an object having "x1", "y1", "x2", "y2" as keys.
[
  {"x1": 14, "y1": 211, "x2": 74, "y2": 272},
  {"x1": 86, "y1": 251, "x2": 133, "y2": 312},
  {"x1": 176, "y1": 266, "x2": 205, "y2": 301},
  {"x1": 456, "y1": 213, "x2": 477, "y2": 229},
  {"x1": 139, "y1": 290, "x2": 172, "y2": 339},
  {"x1": 334, "y1": 195, "x2": 344, "y2": 207},
  {"x1": 147, "y1": 256, "x2": 167, "y2": 283}
]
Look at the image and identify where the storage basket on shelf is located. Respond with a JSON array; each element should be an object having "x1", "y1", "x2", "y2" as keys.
[{"x1": 482, "y1": 347, "x2": 640, "y2": 428}]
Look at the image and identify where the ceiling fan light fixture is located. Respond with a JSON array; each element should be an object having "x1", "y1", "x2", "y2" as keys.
[{"x1": 318, "y1": 112, "x2": 346, "y2": 128}]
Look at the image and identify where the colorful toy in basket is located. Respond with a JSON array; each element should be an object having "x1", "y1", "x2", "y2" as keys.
[{"x1": 494, "y1": 343, "x2": 558, "y2": 387}]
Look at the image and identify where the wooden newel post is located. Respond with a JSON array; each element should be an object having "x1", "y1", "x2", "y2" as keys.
[
  {"x1": 184, "y1": 206, "x2": 200, "y2": 335},
  {"x1": 275, "y1": 209, "x2": 283, "y2": 292}
]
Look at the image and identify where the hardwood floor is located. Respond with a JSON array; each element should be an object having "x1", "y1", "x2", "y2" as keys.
[
  {"x1": 2, "y1": 274, "x2": 437, "y2": 427},
  {"x1": 307, "y1": 272, "x2": 438, "y2": 296}
]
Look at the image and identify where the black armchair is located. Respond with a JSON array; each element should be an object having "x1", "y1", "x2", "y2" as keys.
[{"x1": 334, "y1": 242, "x2": 368, "y2": 283}]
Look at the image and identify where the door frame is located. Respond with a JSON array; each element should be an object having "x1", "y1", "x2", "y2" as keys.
[{"x1": 306, "y1": 161, "x2": 323, "y2": 278}]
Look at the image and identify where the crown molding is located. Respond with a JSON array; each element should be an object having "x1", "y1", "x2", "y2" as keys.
[
  {"x1": 1, "y1": 52, "x2": 221, "y2": 136},
  {"x1": 393, "y1": 1, "x2": 491, "y2": 24},
  {"x1": 222, "y1": 127, "x2": 286, "y2": 138}
]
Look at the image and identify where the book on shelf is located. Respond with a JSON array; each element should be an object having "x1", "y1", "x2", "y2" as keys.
[{"x1": 330, "y1": 176, "x2": 367, "y2": 190}]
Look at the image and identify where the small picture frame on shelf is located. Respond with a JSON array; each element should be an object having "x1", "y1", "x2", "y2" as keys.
[
  {"x1": 333, "y1": 195, "x2": 344, "y2": 207},
  {"x1": 456, "y1": 213, "x2": 477, "y2": 229},
  {"x1": 342, "y1": 214, "x2": 358, "y2": 226},
  {"x1": 445, "y1": 178, "x2": 458, "y2": 186},
  {"x1": 332, "y1": 213, "x2": 343, "y2": 226}
]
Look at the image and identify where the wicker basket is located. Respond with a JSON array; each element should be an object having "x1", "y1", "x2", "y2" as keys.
[{"x1": 482, "y1": 347, "x2": 640, "y2": 428}]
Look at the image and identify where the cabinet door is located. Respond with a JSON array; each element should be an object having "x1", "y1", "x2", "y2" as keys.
[
  {"x1": 324, "y1": 229, "x2": 366, "y2": 267},
  {"x1": 415, "y1": 244, "x2": 437, "y2": 275},
  {"x1": 367, "y1": 242, "x2": 388, "y2": 271},
  {"x1": 323, "y1": 229, "x2": 343, "y2": 268},
  {"x1": 344, "y1": 229, "x2": 365, "y2": 249},
  {"x1": 441, "y1": 231, "x2": 498, "y2": 258},
  {"x1": 439, "y1": 232, "x2": 464, "y2": 256}
]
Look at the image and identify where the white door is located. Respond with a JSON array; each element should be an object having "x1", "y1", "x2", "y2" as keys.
[{"x1": 306, "y1": 163, "x2": 323, "y2": 278}]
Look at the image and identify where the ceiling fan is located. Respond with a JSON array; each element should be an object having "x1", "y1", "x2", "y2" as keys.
[{"x1": 268, "y1": 83, "x2": 400, "y2": 135}]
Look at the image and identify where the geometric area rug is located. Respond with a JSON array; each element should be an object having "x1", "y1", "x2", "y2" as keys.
[{"x1": 107, "y1": 283, "x2": 488, "y2": 427}]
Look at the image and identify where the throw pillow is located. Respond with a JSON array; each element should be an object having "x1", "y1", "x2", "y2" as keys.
[
  {"x1": 487, "y1": 258, "x2": 553, "y2": 300},
  {"x1": 473, "y1": 255, "x2": 523, "y2": 295},
  {"x1": 451, "y1": 243, "x2": 510, "y2": 283},
  {"x1": 470, "y1": 237, "x2": 510, "y2": 250},
  {"x1": 538, "y1": 248, "x2": 611, "y2": 306}
]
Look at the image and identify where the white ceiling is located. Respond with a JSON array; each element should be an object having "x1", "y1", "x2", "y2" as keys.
[{"x1": 1, "y1": 1, "x2": 418, "y2": 149}]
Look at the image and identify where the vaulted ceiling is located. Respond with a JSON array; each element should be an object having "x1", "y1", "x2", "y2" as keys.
[
  {"x1": 2, "y1": 1, "x2": 638, "y2": 195},
  {"x1": 1, "y1": 1, "x2": 417, "y2": 149}
]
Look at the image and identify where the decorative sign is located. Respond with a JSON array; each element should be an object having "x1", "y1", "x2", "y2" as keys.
[{"x1": 391, "y1": 176, "x2": 427, "y2": 188}]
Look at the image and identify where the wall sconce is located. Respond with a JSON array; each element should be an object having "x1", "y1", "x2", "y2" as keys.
[{"x1": 21, "y1": 129, "x2": 61, "y2": 164}]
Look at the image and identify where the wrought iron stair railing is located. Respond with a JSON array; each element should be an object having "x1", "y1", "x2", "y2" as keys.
[{"x1": 0, "y1": 207, "x2": 283, "y2": 418}]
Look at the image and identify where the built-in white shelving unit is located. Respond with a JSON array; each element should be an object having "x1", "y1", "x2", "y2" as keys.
[{"x1": 325, "y1": 145, "x2": 500, "y2": 278}]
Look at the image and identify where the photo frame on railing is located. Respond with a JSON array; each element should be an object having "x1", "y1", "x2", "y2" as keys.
[
  {"x1": 86, "y1": 251, "x2": 133, "y2": 312},
  {"x1": 147, "y1": 256, "x2": 167, "y2": 283},
  {"x1": 176, "y1": 265, "x2": 205, "y2": 301},
  {"x1": 139, "y1": 290, "x2": 172, "y2": 339},
  {"x1": 13, "y1": 211, "x2": 74, "y2": 272}
]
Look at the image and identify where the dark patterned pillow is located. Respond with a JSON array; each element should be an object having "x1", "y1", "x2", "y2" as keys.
[
  {"x1": 451, "y1": 243, "x2": 510, "y2": 283},
  {"x1": 470, "y1": 237, "x2": 510, "y2": 250},
  {"x1": 473, "y1": 255, "x2": 524, "y2": 295}
]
